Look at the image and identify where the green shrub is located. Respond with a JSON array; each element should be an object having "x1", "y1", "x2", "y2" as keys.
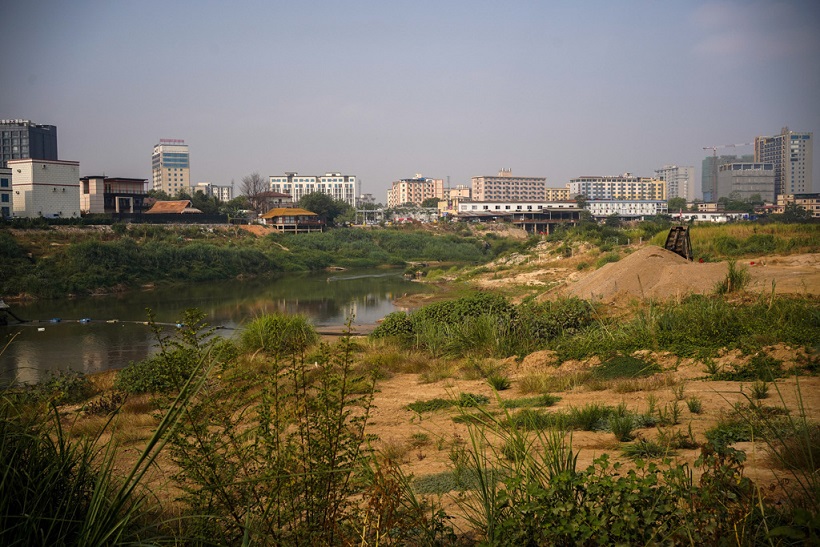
[
  {"x1": 610, "y1": 414, "x2": 636, "y2": 442},
  {"x1": 500, "y1": 394, "x2": 560, "y2": 409},
  {"x1": 38, "y1": 370, "x2": 96, "y2": 405},
  {"x1": 239, "y1": 313, "x2": 318, "y2": 357},
  {"x1": 458, "y1": 393, "x2": 490, "y2": 408},
  {"x1": 407, "y1": 398, "x2": 453, "y2": 413},
  {"x1": 594, "y1": 252, "x2": 620, "y2": 268},
  {"x1": 687, "y1": 396, "x2": 703, "y2": 414},
  {"x1": 568, "y1": 403, "x2": 613, "y2": 431},
  {"x1": 487, "y1": 374, "x2": 511, "y2": 391},
  {"x1": 116, "y1": 309, "x2": 222, "y2": 394},
  {"x1": 714, "y1": 354, "x2": 784, "y2": 382},
  {"x1": 370, "y1": 311, "x2": 414, "y2": 340}
]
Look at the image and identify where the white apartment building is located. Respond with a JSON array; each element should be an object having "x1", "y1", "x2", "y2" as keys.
[
  {"x1": 654, "y1": 165, "x2": 695, "y2": 201},
  {"x1": 457, "y1": 200, "x2": 579, "y2": 214},
  {"x1": 471, "y1": 169, "x2": 548, "y2": 201},
  {"x1": 195, "y1": 182, "x2": 233, "y2": 202},
  {"x1": 9, "y1": 158, "x2": 80, "y2": 218},
  {"x1": 386, "y1": 175, "x2": 444, "y2": 208},
  {"x1": 151, "y1": 139, "x2": 190, "y2": 195},
  {"x1": 586, "y1": 200, "x2": 668, "y2": 219},
  {"x1": 0, "y1": 167, "x2": 11, "y2": 218},
  {"x1": 269, "y1": 172, "x2": 358, "y2": 206},
  {"x1": 570, "y1": 174, "x2": 666, "y2": 201}
]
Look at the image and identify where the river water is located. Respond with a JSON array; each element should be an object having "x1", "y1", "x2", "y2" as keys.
[{"x1": 0, "y1": 269, "x2": 429, "y2": 384}]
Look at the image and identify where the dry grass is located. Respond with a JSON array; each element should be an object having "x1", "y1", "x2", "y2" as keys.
[
  {"x1": 612, "y1": 373, "x2": 678, "y2": 394},
  {"x1": 518, "y1": 371, "x2": 593, "y2": 394}
]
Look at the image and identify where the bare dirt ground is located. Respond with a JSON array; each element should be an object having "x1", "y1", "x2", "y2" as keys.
[
  {"x1": 72, "y1": 234, "x2": 818, "y2": 536},
  {"x1": 371, "y1": 238, "x2": 819, "y2": 524},
  {"x1": 366, "y1": 351, "x2": 818, "y2": 514}
]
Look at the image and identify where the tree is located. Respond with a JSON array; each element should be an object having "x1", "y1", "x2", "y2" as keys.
[
  {"x1": 604, "y1": 212, "x2": 621, "y2": 228},
  {"x1": 421, "y1": 197, "x2": 441, "y2": 208},
  {"x1": 190, "y1": 190, "x2": 220, "y2": 215},
  {"x1": 780, "y1": 202, "x2": 811, "y2": 223},
  {"x1": 298, "y1": 192, "x2": 352, "y2": 227},
  {"x1": 220, "y1": 196, "x2": 251, "y2": 217},
  {"x1": 574, "y1": 194, "x2": 587, "y2": 209},
  {"x1": 240, "y1": 172, "x2": 267, "y2": 214},
  {"x1": 147, "y1": 189, "x2": 172, "y2": 201},
  {"x1": 667, "y1": 197, "x2": 687, "y2": 212}
]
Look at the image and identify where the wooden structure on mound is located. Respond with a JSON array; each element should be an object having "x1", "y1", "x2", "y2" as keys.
[{"x1": 664, "y1": 226, "x2": 693, "y2": 261}]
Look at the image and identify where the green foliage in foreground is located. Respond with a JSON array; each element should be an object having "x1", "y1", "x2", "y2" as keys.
[
  {"x1": 372, "y1": 293, "x2": 594, "y2": 358},
  {"x1": 115, "y1": 309, "x2": 231, "y2": 394},
  {"x1": 373, "y1": 290, "x2": 817, "y2": 362}
]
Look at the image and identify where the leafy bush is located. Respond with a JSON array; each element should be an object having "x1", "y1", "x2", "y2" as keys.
[
  {"x1": 516, "y1": 297, "x2": 593, "y2": 344},
  {"x1": 116, "y1": 310, "x2": 223, "y2": 394},
  {"x1": 370, "y1": 311, "x2": 414, "y2": 340},
  {"x1": 38, "y1": 370, "x2": 96, "y2": 405}
]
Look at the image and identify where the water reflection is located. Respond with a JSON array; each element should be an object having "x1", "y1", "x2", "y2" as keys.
[{"x1": 1, "y1": 269, "x2": 428, "y2": 383}]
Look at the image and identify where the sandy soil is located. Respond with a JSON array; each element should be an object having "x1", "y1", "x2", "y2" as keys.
[{"x1": 555, "y1": 246, "x2": 820, "y2": 302}]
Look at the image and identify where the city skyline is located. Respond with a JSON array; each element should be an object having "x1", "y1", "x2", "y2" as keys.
[{"x1": 2, "y1": 1, "x2": 818, "y2": 196}]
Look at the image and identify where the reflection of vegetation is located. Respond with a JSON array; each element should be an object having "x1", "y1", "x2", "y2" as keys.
[{"x1": 1, "y1": 225, "x2": 519, "y2": 298}]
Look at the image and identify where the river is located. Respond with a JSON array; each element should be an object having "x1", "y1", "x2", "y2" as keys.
[{"x1": 0, "y1": 269, "x2": 430, "y2": 384}]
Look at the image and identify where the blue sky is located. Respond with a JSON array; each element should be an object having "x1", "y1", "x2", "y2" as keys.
[{"x1": 2, "y1": 0, "x2": 818, "y2": 198}]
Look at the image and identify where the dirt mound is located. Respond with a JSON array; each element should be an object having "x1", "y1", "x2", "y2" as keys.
[{"x1": 557, "y1": 246, "x2": 729, "y2": 302}]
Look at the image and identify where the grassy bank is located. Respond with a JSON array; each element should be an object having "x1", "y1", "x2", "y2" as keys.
[{"x1": 0, "y1": 224, "x2": 532, "y2": 298}]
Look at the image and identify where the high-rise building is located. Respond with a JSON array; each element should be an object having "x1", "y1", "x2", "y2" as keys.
[
  {"x1": 471, "y1": 169, "x2": 548, "y2": 201},
  {"x1": 716, "y1": 162, "x2": 775, "y2": 202},
  {"x1": 386, "y1": 175, "x2": 444, "y2": 207},
  {"x1": 654, "y1": 165, "x2": 695, "y2": 201},
  {"x1": 1, "y1": 119, "x2": 58, "y2": 168},
  {"x1": 569, "y1": 174, "x2": 666, "y2": 201},
  {"x1": 754, "y1": 127, "x2": 813, "y2": 196},
  {"x1": 701, "y1": 154, "x2": 754, "y2": 202},
  {"x1": 151, "y1": 139, "x2": 190, "y2": 195},
  {"x1": 269, "y1": 172, "x2": 358, "y2": 206}
]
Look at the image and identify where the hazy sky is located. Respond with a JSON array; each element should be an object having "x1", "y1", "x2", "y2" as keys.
[{"x1": 3, "y1": 0, "x2": 818, "y2": 198}]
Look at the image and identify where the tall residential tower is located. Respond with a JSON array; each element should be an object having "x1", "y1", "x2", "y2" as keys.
[
  {"x1": 754, "y1": 127, "x2": 813, "y2": 196},
  {"x1": 654, "y1": 165, "x2": 695, "y2": 201},
  {"x1": 151, "y1": 139, "x2": 190, "y2": 195}
]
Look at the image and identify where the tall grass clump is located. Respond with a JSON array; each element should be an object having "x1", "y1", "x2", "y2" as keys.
[
  {"x1": 239, "y1": 312, "x2": 318, "y2": 357},
  {"x1": 714, "y1": 260, "x2": 751, "y2": 294},
  {"x1": 169, "y1": 328, "x2": 380, "y2": 545}
]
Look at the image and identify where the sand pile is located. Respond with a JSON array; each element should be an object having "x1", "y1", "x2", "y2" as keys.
[{"x1": 556, "y1": 246, "x2": 729, "y2": 302}]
